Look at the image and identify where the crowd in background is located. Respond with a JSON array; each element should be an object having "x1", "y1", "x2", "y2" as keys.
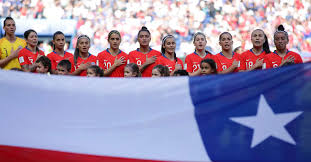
[{"x1": 1, "y1": 0, "x2": 311, "y2": 57}]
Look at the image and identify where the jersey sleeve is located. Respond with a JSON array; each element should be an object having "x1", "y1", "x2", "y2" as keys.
[
  {"x1": 128, "y1": 52, "x2": 136, "y2": 64},
  {"x1": 263, "y1": 56, "x2": 273, "y2": 69},
  {"x1": 47, "y1": 54, "x2": 57, "y2": 70},
  {"x1": 237, "y1": 55, "x2": 246, "y2": 71},
  {"x1": 178, "y1": 58, "x2": 184, "y2": 70},
  {"x1": 294, "y1": 54, "x2": 303, "y2": 64},
  {"x1": 18, "y1": 50, "x2": 30, "y2": 66},
  {"x1": 97, "y1": 52, "x2": 105, "y2": 69},
  {"x1": 213, "y1": 56, "x2": 223, "y2": 72},
  {"x1": 185, "y1": 56, "x2": 193, "y2": 73}
]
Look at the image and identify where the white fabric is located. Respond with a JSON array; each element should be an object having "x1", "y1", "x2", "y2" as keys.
[{"x1": 0, "y1": 70, "x2": 210, "y2": 161}]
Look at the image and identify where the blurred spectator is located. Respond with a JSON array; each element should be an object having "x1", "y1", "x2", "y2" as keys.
[{"x1": 1, "y1": 0, "x2": 310, "y2": 57}]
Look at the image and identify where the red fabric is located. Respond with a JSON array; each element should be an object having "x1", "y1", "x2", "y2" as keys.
[
  {"x1": 47, "y1": 51, "x2": 73, "y2": 70},
  {"x1": 264, "y1": 51, "x2": 303, "y2": 69},
  {"x1": 97, "y1": 49, "x2": 129, "y2": 77},
  {"x1": 128, "y1": 49, "x2": 161, "y2": 77},
  {"x1": 0, "y1": 145, "x2": 170, "y2": 162},
  {"x1": 240, "y1": 50, "x2": 267, "y2": 70},
  {"x1": 213, "y1": 52, "x2": 245, "y2": 72},
  {"x1": 156, "y1": 55, "x2": 184, "y2": 72},
  {"x1": 185, "y1": 52, "x2": 213, "y2": 73},
  {"x1": 18, "y1": 48, "x2": 44, "y2": 66},
  {"x1": 69, "y1": 54, "x2": 97, "y2": 76}
]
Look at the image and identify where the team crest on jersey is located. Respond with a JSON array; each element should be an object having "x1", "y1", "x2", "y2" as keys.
[{"x1": 19, "y1": 56, "x2": 24, "y2": 63}]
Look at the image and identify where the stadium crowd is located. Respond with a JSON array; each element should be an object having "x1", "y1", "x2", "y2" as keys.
[{"x1": 0, "y1": 0, "x2": 310, "y2": 57}]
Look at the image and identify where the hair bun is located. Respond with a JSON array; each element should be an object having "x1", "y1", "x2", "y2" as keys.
[
  {"x1": 141, "y1": 26, "x2": 148, "y2": 30},
  {"x1": 277, "y1": 25, "x2": 285, "y2": 31}
]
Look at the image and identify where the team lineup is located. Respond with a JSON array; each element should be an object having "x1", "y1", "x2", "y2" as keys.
[{"x1": 0, "y1": 17, "x2": 303, "y2": 78}]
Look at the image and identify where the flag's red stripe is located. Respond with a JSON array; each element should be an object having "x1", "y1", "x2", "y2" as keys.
[{"x1": 0, "y1": 145, "x2": 171, "y2": 162}]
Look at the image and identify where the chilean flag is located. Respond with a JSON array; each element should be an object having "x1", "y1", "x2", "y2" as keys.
[{"x1": 0, "y1": 63, "x2": 311, "y2": 162}]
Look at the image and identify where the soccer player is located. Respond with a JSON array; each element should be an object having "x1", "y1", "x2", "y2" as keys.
[
  {"x1": 124, "y1": 63, "x2": 141, "y2": 77},
  {"x1": 97, "y1": 30, "x2": 128, "y2": 77},
  {"x1": 18, "y1": 29, "x2": 45, "y2": 72},
  {"x1": 47, "y1": 31, "x2": 73, "y2": 74},
  {"x1": 56, "y1": 59, "x2": 71, "y2": 75},
  {"x1": 240, "y1": 29, "x2": 271, "y2": 71},
  {"x1": 185, "y1": 32, "x2": 213, "y2": 76},
  {"x1": 35, "y1": 55, "x2": 51, "y2": 74},
  {"x1": 155, "y1": 35, "x2": 184, "y2": 76},
  {"x1": 69, "y1": 35, "x2": 97, "y2": 76},
  {"x1": 213, "y1": 32, "x2": 245, "y2": 74},
  {"x1": 128, "y1": 26, "x2": 161, "y2": 77},
  {"x1": 263, "y1": 25, "x2": 302, "y2": 68},
  {"x1": 0, "y1": 17, "x2": 26, "y2": 69}
]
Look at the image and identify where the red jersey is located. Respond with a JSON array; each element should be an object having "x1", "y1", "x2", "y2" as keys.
[
  {"x1": 47, "y1": 51, "x2": 73, "y2": 70},
  {"x1": 156, "y1": 54, "x2": 184, "y2": 72},
  {"x1": 18, "y1": 47, "x2": 45, "y2": 66},
  {"x1": 129, "y1": 48, "x2": 161, "y2": 77},
  {"x1": 263, "y1": 50, "x2": 303, "y2": 69},
  {"x1": 214, "y1": 52, "x2": 245, "y2": 72},
  {"x1": 185, "y1": 52, "x2": 213, "y2": 73},
  {"x1": 68, "y1": 54, "x2": 97, "y2": 76},
  {"x1": 97, "y1": 49, "x2": 129, "y2": 77},
  {"x1": 240, "y1": 49, "x2": 267, "y2": 70}
]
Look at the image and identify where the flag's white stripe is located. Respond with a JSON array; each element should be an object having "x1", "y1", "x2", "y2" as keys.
[{"x1": 0, "y1": 70, "x2": 210, "y2": 162}]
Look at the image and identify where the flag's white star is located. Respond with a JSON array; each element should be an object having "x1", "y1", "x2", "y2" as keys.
[{"x1": 230, "y1": 95, "x2": 303, "y2": 148}]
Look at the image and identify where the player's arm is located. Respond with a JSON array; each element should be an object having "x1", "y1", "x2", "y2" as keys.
[
  {"x1": 189, "y1": 69, "x2": 201, "y2": 76},
  {"x1": 218, "y1": 60, "x2": 239, "y2": 74},
  {"x1": 170, "y1": 61, "x2": 183, "y2": 76},
  {"x1": 0, "y1": 47, "x2": 22, "y2": 68},
  {"x1": 139, "y1": 55, "x2": 157, "y2": 72},
  {"x1": 71, "y1": 62, "x2": 91, "y2": 76},
  {"x1": 103, "y1": 56, "x2": 126, "y2": 76}
]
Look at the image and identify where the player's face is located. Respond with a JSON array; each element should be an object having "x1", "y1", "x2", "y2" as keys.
[
  {"x1": 163, "y1": 38, "x2": 176, "y2": 54},
  {"x1": 201, "y1": 62, "x2": 214, "y2": 75},
  {"x1": 87, "y1": 69, "x2": 96, "y2": 77},
  {"x1": 124, "y1": 67, "x2": 136, "y2": 77},
  {"x1": 251, "y1": 30, "x2": 265, "y2": 48},
  {"x1": 53, "y1": 34, "x2": 65, "y2": 50},
  {"x1": 274, "y1": 32, "x2": 288, "y2": 51},
  {"x1": 152, "y1": 69, "x2": 161, "y2": 77},
  {"x1": 194, "y1": 34, "x2": 207, "y2": 51},
  {"x1": 108, "y1": 33, "x2": 121, "y2": 50},
  {"x1": 138, "y1": 31, "x2": 151, "y2": 47},
  {"x1": 78, "y1": 38, "x2": 90, "y2": 54},
  {"x1": 4, "y1": 19, "x2": 16, "y2": 36},
  {"x1": 56, "y1": 65, "x2": 69, "y2": 75},
  {"x1": 26, "y1": 32, "x2": 38, "y2": 47},
  {"x1": 36, "y1": 62, "x2": 48, "y2": 74},
  {"x1": 219, "y1": 33, "x2": 233, "y2": 51}
]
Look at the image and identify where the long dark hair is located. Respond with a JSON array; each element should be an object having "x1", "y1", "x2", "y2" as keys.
[
  {"x1": 24, "y1": 29, "x2": 39, "y2": 53},
  {"x1": 161, "y1": 34, "x2": 177, "y2": 61},
  {"x1": 73, "y1": 34, "x2": 90, "y2": 65},
  {"x1": 52, "y1": 31, "x2": 65, "y2": 50},
  {"x1": 125, "y1": 63, "x2": 141, "y2": 77},
  {"x1": 252, "y1": 29, "x2": 271, "y2": 54}
]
